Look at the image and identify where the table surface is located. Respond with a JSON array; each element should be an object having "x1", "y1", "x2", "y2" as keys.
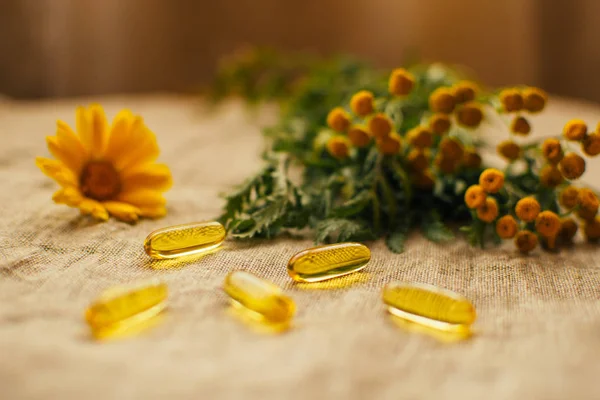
[{"x1": 1, "y1": 94, "x2": 600, "y2": 400}]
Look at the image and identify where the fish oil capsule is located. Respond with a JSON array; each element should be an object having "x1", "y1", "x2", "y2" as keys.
[
  {"x1": 144, "y1": 221, "x2": 226, "y2": 259},
  {"x1": 224, "y1": 271, "x2": 295, "y2": 323},
  {"x1": 85, "y1": 281, "x2": 168, "y2": 336},
  {"x1": 287, "y1": 242, "x2": 370, "y2": 283},
  {"x1": 382, "y1": 282, "x2": 476, "y2": 331}
]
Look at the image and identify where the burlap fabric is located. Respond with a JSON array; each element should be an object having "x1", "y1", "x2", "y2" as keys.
[{"x1": 2, "y1": 95, "x2": 600, "y2": 400}]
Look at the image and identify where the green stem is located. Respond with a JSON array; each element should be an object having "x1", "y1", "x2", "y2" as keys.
[
  {"x1": 390, "y1": 158, "x2": 412, "y2": 207},
  {"x1": 378, "y1": 174, "x2": 398, "y2": 222}
]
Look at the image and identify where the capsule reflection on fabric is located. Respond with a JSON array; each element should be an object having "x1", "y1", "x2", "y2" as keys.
[
  {"x1": 85, "y1": 281, "x2": 168, "y2": 340},
  {"x1": 223, "y1": 271, "x2": 295, "y2": 324},
  {"x1": 382, "y1": 282, "x2": 476, "y2": 332},
  {"x1": 287, "y1": 243, "x2": 371, "y2": 282},
  {"x1": 144, "y1": 221, "x2": 226, "y2": 259}
]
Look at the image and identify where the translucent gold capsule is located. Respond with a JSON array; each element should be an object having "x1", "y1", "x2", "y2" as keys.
[
  {"x1": 85, "y1": 281, "x2": 168, "y2": 338},
  {"x1": 144, "y1": 221, "x2": 226, "y2": 259},
  {"x1": 287, "y1": 242, "x2": 371, "y2": 283},
  {"x1": 382, "y1": 282, "x2": 476, "y2": 332},
  {"x1": 223, "y1": 271, "x2": 295, "y2": 323}
]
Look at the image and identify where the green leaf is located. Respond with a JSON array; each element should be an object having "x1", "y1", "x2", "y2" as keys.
[
  {"x1": 231, "y1": 196, "x2": 289, "y2": 238},
  {"x1": 329, "y1": 190, "x2": 371, "y2": 218},
  {"x1": 314, "y1": 218, "x2": 371, "y2": 243},
  {"x1": 386, "y1": 230, "x2": 407, "y2": 253},
  {"x1": 421, "y1": 213, "x2": 454, "y2": 243}
]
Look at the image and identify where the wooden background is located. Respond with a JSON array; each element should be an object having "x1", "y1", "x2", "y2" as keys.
[{"x1": 0, "y1": 0, "x2": 598, "y2": 102}]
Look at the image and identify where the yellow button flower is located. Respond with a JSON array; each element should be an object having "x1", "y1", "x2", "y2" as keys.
[
  {"x1": 464, "y1": 184, "x2": 487, "y2": 209},
  {"x1": 326, "y1": 136, "x2": 352, "y2": 159},
  {"x1": 558, "y1": 218, "x2": 578, "y2": 243},
  {"x1": 462, "y1": 149, "x2": 482, "y2": 169},
  {"x1": 429, "y1": 87, "x2": 456, "y2": 114},
  {"x1": 522, "y1": 87, "x2": 547, "y2": 113},
  {"x1": 429, "y1": 113, "x2": 451, "y2": 135},
  {"x1": 347, "y1": 125, "x2": 372, "y2": 148},
  {"x1": 327, "y1": 107, "x2": 351, "y2": 132},
  {"x1": 499, "y1": 88, "x2": 524, "y2": 112},
  {"x1": 407, "y1": 149, "x2": 429, "y2": 171},
  {"x1": 563, "y1": 119, "x2": 587, "y2": 141},
  {"x1": 559, "y1": 186, "x2": 579, "y2": 209},
  {"x1": 435, "y1": 155, "x2": 459, "y2": 174},
  {"x1": 476, "y1": 197, "x2": 499, "y2": 223},
  {"x1": 582, "y1": 133, "x2": 600, "y2": 156},
  {"x1": 479, "y1": 168, "x2": 505, "y2": 193},
  {"x1": 456, "y1": 101, "x2": 483, "y2": 128},
  {"x1": 541, "y1": 138, "x2": 563, "y2": 164},
  {"x1": 540, "y1": 164, "x2": 564, "y2": 188},
  {"x1": 350, "y1": 90, "x2": 375, "y2": 117},
  {"x1": 535, "y1": 211, "x2": 561, "y2": 238},
  {"x1": 577, "y1": 188, "x2": 599, "y2": 214},
  {"x1": 514, "y1": 230, "x2": 538, "y2": 253},
  {"x1": 584, "y1": 217, "x2": 600, "y2": 242},
  {"x1": 376, "y1": 132, "x2": 402, "y2": 155},
  {"x1": 497, "y1": 140, "x2": 521, "y2": 161},
  {"x1": 439, "y1": 137, "x2": 464, "y2": 162},
  {"x1": 511, "y1": 116, "x2": 531, "y2": 135},
  {"x1": 36, "y1": 105, "x2": 172, "y2": 222},
  {"x1": 388, "y1": 68, "x2": 415, "y2": 96},
  {"x1": 515, "y1": 197, "x2": 541, "y2": 222},
  {"x1": 407, "y1": 127, "x2": 434, "y2": 148},
  {"x1": 559, "y1": 152, "x2": 586, "y2": 180},
  {"x1": 496, "y1": 215, "x2": 518, "y2": 239},
  {"x1": 452, "y1": 81, "x2": 478, "y2": 104},
  {"x1": 368, "y1": 113, "x2": 393, "y2": 139}
]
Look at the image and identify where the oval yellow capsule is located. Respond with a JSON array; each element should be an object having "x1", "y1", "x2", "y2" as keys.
[
  {"x1": 382, "y1": 282, "x2": 476, "y2": 331},
  {"x1": 144, "y1": 221, "x2": 226, "y2": 259},
  {"x1": 287, "y1": 242, "x2": 371, "y2": 283},
  {"x1": 224, "y1": 271, "x2": 295, "y2": 323},
  {"x1": 85, "y1": 281, "x2": 168, "y2": 331}
]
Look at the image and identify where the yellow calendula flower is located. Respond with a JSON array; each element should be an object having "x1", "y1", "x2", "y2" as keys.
[
  {"x1": 496, "y1": 215, "x2": 518, "y2": 239},
  {"x1": 515, "y1": 197, "x2": 541, "y2": 222},
  {"x1": 36, "y1": 104, "x2": 172, "y2": 222},
  {"x1": 563, "y1": 119, "x2": 587, "y2": 141},
  {"x1": 514, "y1": 230, "x2": 538, "y2": 254},
  {"x1": 456, "y1": 101, "x2": 483, "y2": 128},
  {"x1": 452, "y1": 81, "x2": 478, "y2": 104},
  {"x1": 479, "y1": 168, "x2": 504, "y2": 193},
  {"x1": 476, "y1": 197, "x2": 499, "y2": 223},
  {"x1": 522, "y1": 87, "x2": 547, "y2": 113},
  {"x1": 559, "y1": 152, "x2": 586, "y2": 180},
  {"x1": 429, "y1": 87, "x2": 456, "y2": 114}
]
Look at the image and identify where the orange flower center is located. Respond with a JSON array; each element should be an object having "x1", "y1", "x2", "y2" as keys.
[{"x1": 80, "y1": 161, "x2": 121, "y2": 201}]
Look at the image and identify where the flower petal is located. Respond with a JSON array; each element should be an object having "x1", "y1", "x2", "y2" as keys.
[
  {"x1": 102, "y1": 201, "x2": 141, "y2": 222},
  {"x1": 117, "y1": 189, "x2": 166, "y2": 208},
  {"x1": 52, "y1": 187, "x2": 83, "y2": 206},
  {"x1": 35, "y1": 157, "x2": 77, "y2": 187},
  {"x1": 77, "y1": 105, "x2": 108, "y2": 157},
  {"x1": 104, "y1": 111, "x2": 136, "y2": 162},
  {"x1": 79, "y1": 199, "x2": 109, "y2": 221},
  {"x1": 114, "y1": 121, "x2": 160, "y2": 171},
  {"x1": 139, "y1": 206, "x2": 167, "y2": 219},
  {"x1": 121, "y1": 163, "x2": 173, "y2": 192},
  {"x1": 46, "y1": 134, "x2": 85, "y2": 175}
]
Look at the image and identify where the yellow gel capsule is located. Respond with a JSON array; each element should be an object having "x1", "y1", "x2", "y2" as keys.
[
  {"x1": 85, "y1": 282, "x2": 168, "y2": 336},
  {"x1": 287, "y1": 242, "x2": 371, "y2": 283},
  {"x1": 382, "y1": 282, "x2": 476, "y2": 331},
  {"x1": 144, "y1": 221, "x2": 226, "y2": 259},
  {"x1": 223, "y1": 271, "x2": 295, "y2": 323}
]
